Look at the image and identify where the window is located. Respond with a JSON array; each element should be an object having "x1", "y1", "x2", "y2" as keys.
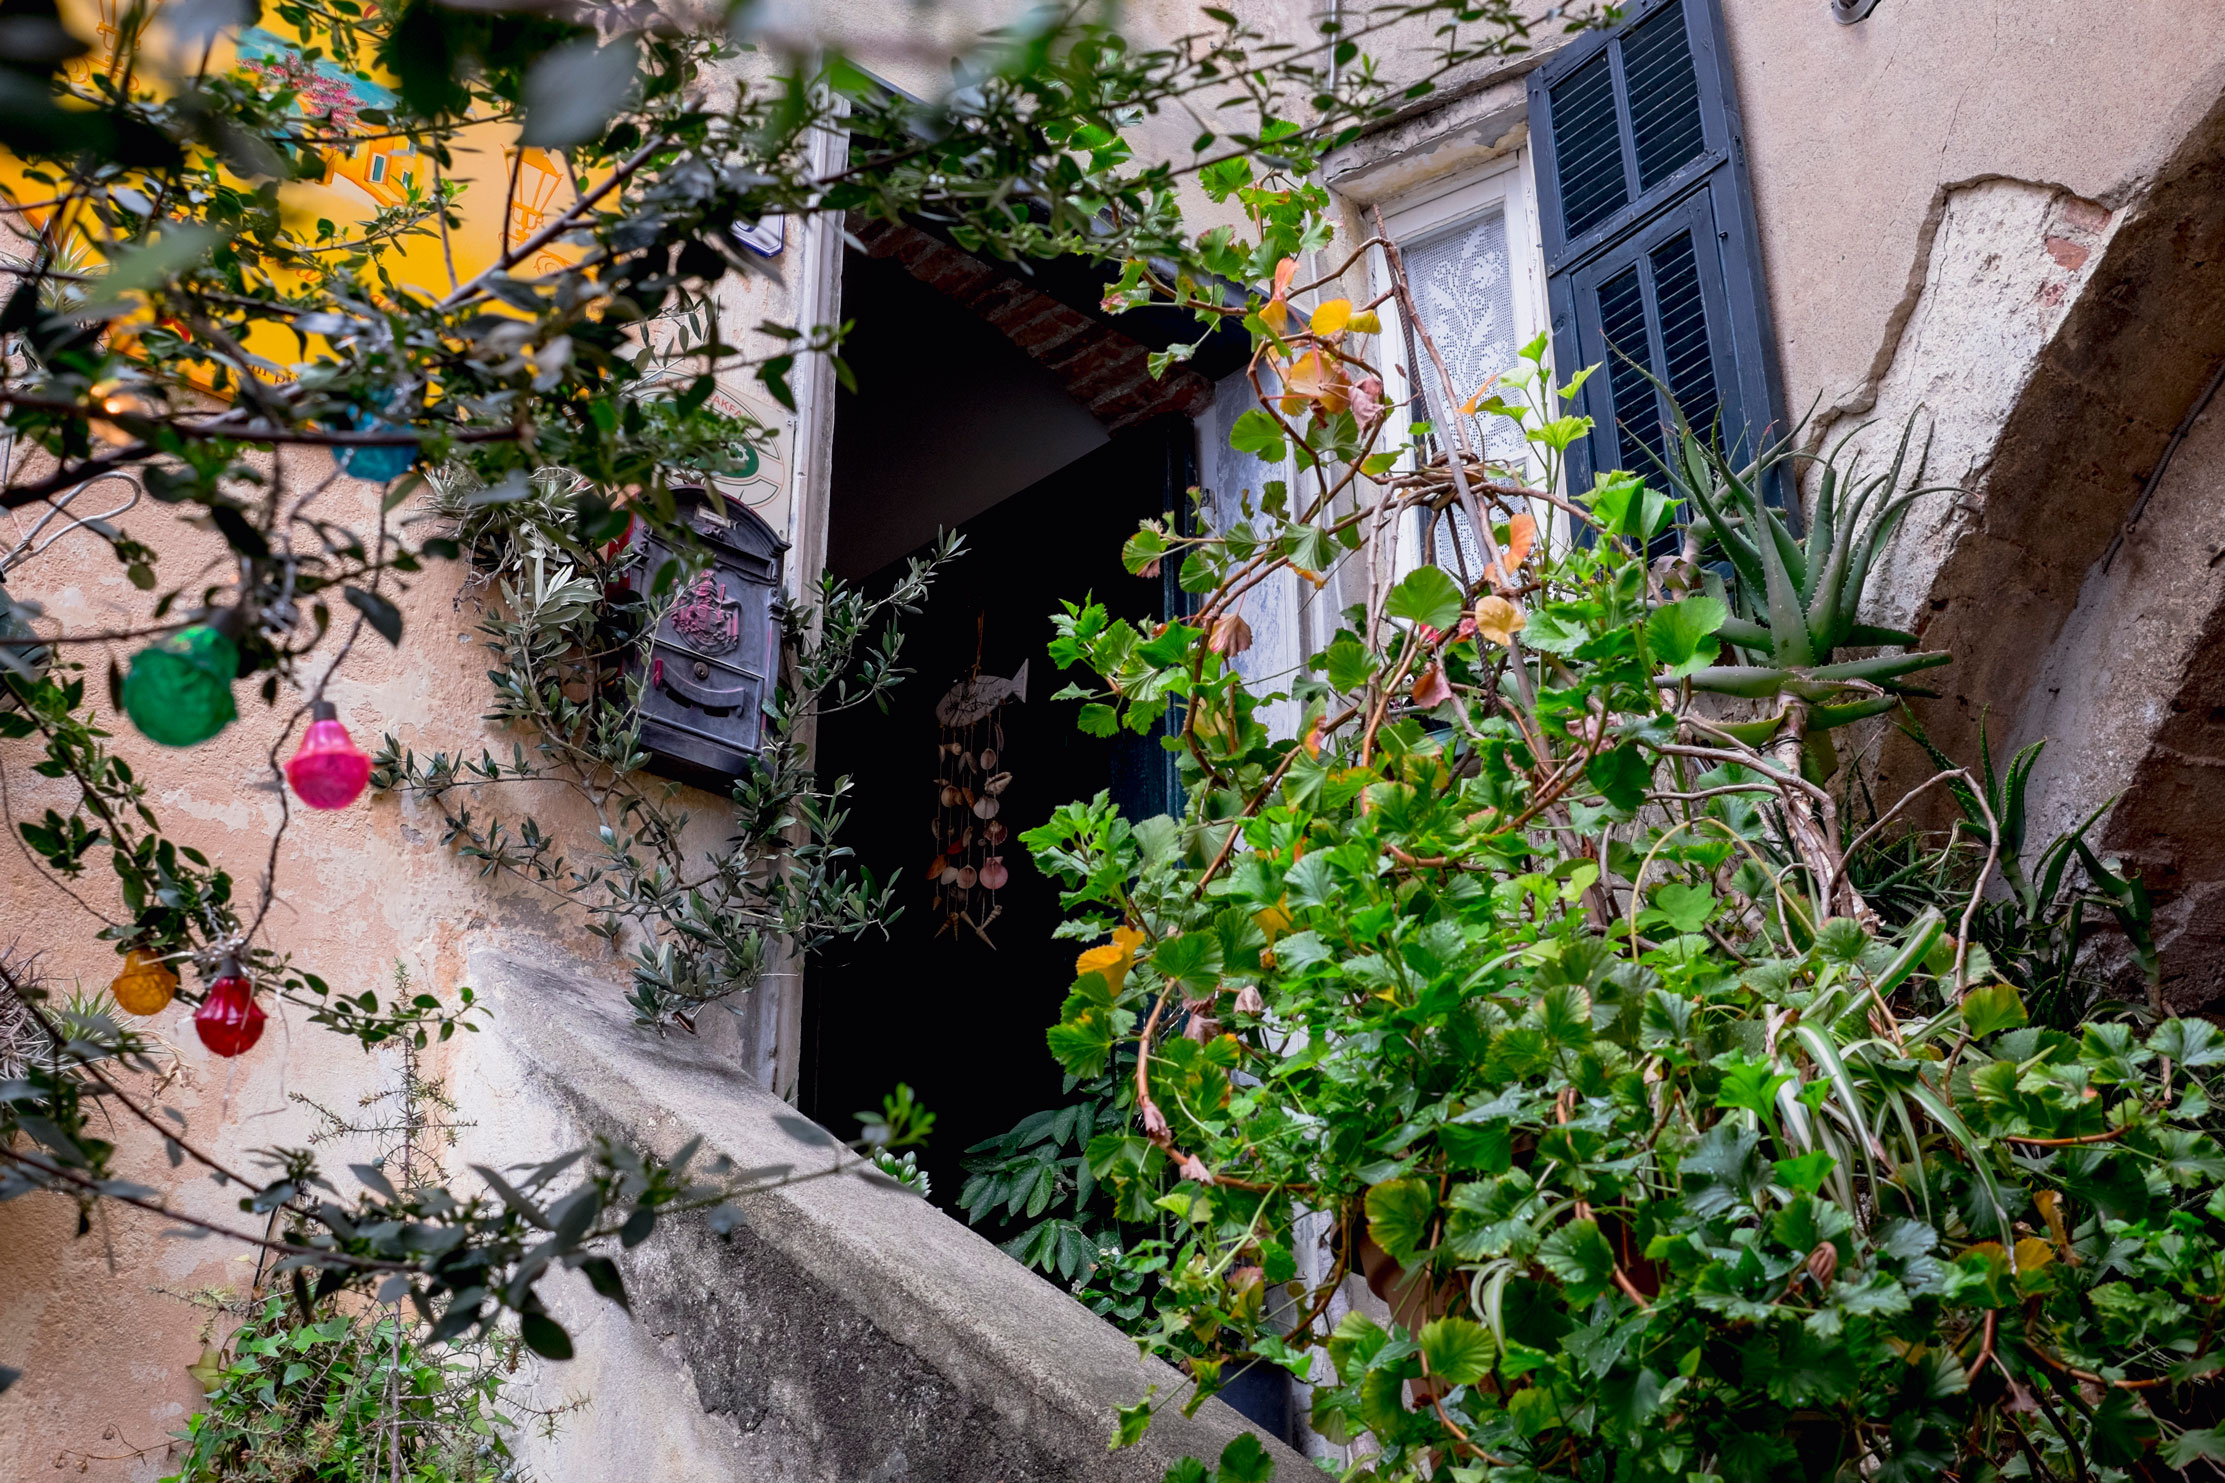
[
  {"x1": 367, "y1": 153, "x2": 386, "y2": 183},
  {"x1": 1371, "y1": 156, "x2": 1550, "y2": 575},
  {"x1": 1528, "y1": 0, "x2": 1784, "y2": 502},
  {"x1": 1202, "y1": 366, "x2": 1308, "y2": 740}
]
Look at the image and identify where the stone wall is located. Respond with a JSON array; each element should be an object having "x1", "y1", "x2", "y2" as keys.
[{"x1": 457, "y1": 950, "x2": 1307, "y2": 1482}]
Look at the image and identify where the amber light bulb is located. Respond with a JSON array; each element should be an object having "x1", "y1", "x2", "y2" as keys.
[
  {"x1": 111, "y1": 948, "x2": 179, "y2": 1016},
  {"x1": 193, "y1": 959, "x2": 265, "y2": 1058},
  {"x1": 285, "y1": 700, "x2": 371, "y2": 810}
]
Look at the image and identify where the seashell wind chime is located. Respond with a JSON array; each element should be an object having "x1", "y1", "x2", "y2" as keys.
[{"x1": 926, "y1": 635, "x2": 1027, "y2": 948}]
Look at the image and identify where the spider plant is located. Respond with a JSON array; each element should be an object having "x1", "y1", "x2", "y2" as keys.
[{"x1": 1882, "y1": 715, "x2": 2164, "y2": 1021}]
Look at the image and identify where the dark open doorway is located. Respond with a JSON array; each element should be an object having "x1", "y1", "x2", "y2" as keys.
[{"x1": 802, "y1": 243, "x2": 1192, "y2": 1214}]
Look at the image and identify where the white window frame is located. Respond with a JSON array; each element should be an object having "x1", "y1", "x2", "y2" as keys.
[{"x1": 1364, "y1": 149, "x2": 1556, "y2": 577}]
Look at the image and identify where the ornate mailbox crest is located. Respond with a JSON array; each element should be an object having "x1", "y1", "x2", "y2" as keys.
[
  {"x1": 670, "y1": 572, "x2": 745, "y2": 655},
  {"x1": 626, "y1": 490, "x2": 786, "y2": 791}
]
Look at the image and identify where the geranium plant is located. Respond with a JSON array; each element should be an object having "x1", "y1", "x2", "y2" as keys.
[{"x1": 1026, "y1": 177, "x2": 2225, "y2": 1478}]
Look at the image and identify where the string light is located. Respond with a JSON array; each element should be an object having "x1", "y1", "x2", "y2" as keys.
[
  {"x1": 122, "y1": 624, "x2": 238, "y2": 747},
  {"x1": 285, "y1": 700, "x2": 371, "y2": 809},
  {"x1": 110, "y1": 949, "x2": 178, "y2": 1015},
  {"x1": 193, "y1": 957, "x2": 264, "y2": 1057}
]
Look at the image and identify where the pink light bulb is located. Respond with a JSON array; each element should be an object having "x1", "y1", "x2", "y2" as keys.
[{"x1": 286, "y1": 700, "x2": 372, "y2": 810}]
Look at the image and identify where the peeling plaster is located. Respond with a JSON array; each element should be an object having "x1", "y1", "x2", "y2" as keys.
[
  {"x1": 1815, "y1": 177, "x2": 2119, "y2": 633},
  {"x1": 1816, "y1": 174, "x2": 2118, "y2": 436}
]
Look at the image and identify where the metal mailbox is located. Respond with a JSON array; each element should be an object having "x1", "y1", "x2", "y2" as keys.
[{"x1": 626, "y1": 490, "x2": 785, "y2": 791}]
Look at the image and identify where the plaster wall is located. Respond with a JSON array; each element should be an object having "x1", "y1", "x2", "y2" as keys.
[
  {"x1": 2014, "y1": 395, "x2": 2225, "y2": 883},
  {"x1": 1318, "y1": 0, "x2": 2225, "y2": 424},
  {"x1": 0, "y1": 457, "x2": 701, "y2": 1478},
  {"x1": 1720, "y1": 1, "x2": 2225, "y2": 428},
  {"x1": 12, "y1": 0, "x2": 2225, "y2": 1471},
  {"x1": 1816, "y1": 177, "x2": 2120, "y2": 635}
]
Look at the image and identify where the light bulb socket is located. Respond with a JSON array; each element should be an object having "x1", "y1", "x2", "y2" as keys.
[
  {"x1": 310, "y1": 699, "x2": 339, "y2": 723},
  {"x1": 208, "y1": 604, "x2": 253, "y2": 643},
  {"x1": 212, "y1": 953, "x2": 243, "y2": 983}
]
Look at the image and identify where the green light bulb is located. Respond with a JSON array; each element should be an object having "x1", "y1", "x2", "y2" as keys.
[{"x1": 123, "y1": 625, "x2": 239, "y2": 747}]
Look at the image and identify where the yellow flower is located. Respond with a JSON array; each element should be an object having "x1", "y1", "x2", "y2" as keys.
[
  {"x1": 1075, "y1": 925, "x2": 1147, "y2": 991},
  {"x1": 1473, "y1": 595, "x2": 1526, "y2": 647}
]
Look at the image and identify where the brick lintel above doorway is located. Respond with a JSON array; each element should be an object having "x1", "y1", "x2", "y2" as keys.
[{"x1": 847, "y1": 214, "x2": 1217, "y2": 432}]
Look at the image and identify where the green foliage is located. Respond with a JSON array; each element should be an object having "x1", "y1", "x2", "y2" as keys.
[
  {"x1": 959, "y1": 1079, "x2": 1120, "y2": 1284},
  {"x1": 1866, "y1": 715, "x2": 2166, "y2": 1024},
  {"x1": 870, "y1": 1148, "x2": 931, "y2": 1197},
  {"x1": 162, "y1": 1297, "x2": 525, "y2": 1483},
  {"x1": 1021, "y1": 259, "x2": 2225, "y2": 1478},
  {"x1": 372, "y1": 469, "x2": 957, "y2": 1027},
  {"x1": 1662, "y1": 418, "x2": 1954, "y2": 763}
]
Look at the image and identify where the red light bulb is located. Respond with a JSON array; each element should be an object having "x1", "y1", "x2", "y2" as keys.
[
  {"x1": 194, "y1": 962, "x2": 265, "y2": 1058},
  {"x1": 286, "y1": 700, "x2": 371, "y2": 810}
]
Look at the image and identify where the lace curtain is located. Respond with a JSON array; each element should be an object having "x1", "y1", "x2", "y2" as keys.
[
  {"x1": 1400, "y1": 204, "x2": 1523, "y2": 575},
  {"x1": 1203, "y1": 368, "x2": 1302, "y2": 739}
]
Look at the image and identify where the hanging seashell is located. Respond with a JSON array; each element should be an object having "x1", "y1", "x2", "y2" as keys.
[
  {"x1": 983, "y1": 771, "x2": 1012, "y2": 795},
  {"x1": 940, "y1": 784, "x2": 962, "y2": 807},
  {"x1": 956, "y1": 865, "x2": 978, "y2": 890},
  {"x1": 938, "y1": 862, "x2": 962, "y2": 885},
  {"x1": 973, "y1": 795, "x2": 999, "y2": 819},
  {"x1": 984, "y1": 820, "x2": 1008, "y2": 844},
  {"x1": 922, "y1": 855, "x2": 946, "y2": 880},
  {"x1": 979, "y1": 748, "x2": 997, "y2": 770},
  {"x1": 979, "y1": 856, "x2": 1009, "y2": 890},
  {"x1": 960, "y1": 827, "x2": 974, "y2": 850}
]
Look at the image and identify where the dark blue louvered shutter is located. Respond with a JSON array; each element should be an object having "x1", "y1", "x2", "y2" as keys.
[{"x1": 1529, "y1": 0, "x2": 1786, "y2": 508}]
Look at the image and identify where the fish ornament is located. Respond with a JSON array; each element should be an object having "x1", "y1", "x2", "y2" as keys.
[{"x1": 934, "y1": 660, "x2": 1028, "y2": 728}]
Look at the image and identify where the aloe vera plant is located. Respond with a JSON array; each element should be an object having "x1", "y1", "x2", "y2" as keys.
[
  {"x1": 1670, "y1": 417, "x2": 1953, "y2": 770},
  {"x1": 1641, "y1": 416, "x2": 1954, "y2": 926}
]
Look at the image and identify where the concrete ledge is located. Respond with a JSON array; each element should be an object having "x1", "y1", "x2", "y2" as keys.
[{"x1": 463, "y1": 949, "x2": 1307, "y2": 1482}]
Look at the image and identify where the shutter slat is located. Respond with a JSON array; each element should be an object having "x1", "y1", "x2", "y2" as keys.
[
  {"x1": 1595, "y1": 265, "x2": 1664, "y2": 471},
  {"x1": 1649, "y1": 229, "x2": 1721, "y2": 438},
  {"x1": 1548, "y1": 55, "x2": 1630, "y2": 240},
  {"x1": 1624, "y1": 2, "x2": 1709, "y2": 192},
  {"x1": 1531, "y1": 0, "x2": 1783, "y2": 511}
]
